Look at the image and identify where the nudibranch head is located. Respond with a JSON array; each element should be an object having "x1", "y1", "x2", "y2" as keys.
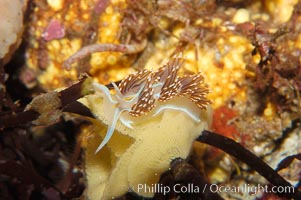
[{"x1": 92, "y1": 56, "x2": 212, "y2": 153}]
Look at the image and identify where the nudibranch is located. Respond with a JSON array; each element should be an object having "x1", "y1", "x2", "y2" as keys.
[
  {"x1": 82, "y1": 56, "x2": 212, "y2": 199},
  {"x1": 92, "y1": 57, "x2": 212, "y2": 153}
]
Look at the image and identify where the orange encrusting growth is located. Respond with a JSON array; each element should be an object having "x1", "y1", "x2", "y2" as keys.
[{"x1": 211, "y1": 106, "x2": 239, "y2": 139}]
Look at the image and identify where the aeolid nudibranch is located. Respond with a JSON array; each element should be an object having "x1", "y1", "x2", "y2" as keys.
[
  {"x1": 82, "y1": 56, "x2": 212, "y2": 199},
  {"x1": 92, "y1": 57, "x2": 212, "y2": 153}
]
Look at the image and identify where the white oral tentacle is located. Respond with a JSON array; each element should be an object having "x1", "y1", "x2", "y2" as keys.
[
  {"x1": 93, "y1": 82, "x2": 117, "y2": 104},
  {"x1": 119, "y1": 114, "x2": 134, "y2": 129},
  {"x1": 93, "y1": 82, "x2": 120, "y2": 153},
  {"x1": 111, "y1": 82, "x2": 123, "y2": 98},
  {"x1": 93, "y1": 82, "x2": 143, "y2": 153},
  {"x1": 114, "y1": 81, "x2": 146, "y2": 108},
  {"x1": 95, "y1": 108, "x2": 122, "y2": 153},
  {"x1": 116, "y1": 87, "x2": 144, "y2": 129}
]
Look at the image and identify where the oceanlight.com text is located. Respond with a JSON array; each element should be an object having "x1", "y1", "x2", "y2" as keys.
[
  {"x1": 136, "y1": 183, "x2": 295, "y2": 196},
  {"x1": 208, "y1": 183, "x2": 295, "y2": 195}
]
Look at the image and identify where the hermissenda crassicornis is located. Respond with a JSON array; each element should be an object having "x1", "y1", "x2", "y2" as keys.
[{"x1": 93, "y1": 57, "x2": 211, "y2": 153}]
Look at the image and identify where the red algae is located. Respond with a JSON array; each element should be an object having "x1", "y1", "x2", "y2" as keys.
[{"x1": 42, "y1": 19, "x2": 65, "y2": 41}]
